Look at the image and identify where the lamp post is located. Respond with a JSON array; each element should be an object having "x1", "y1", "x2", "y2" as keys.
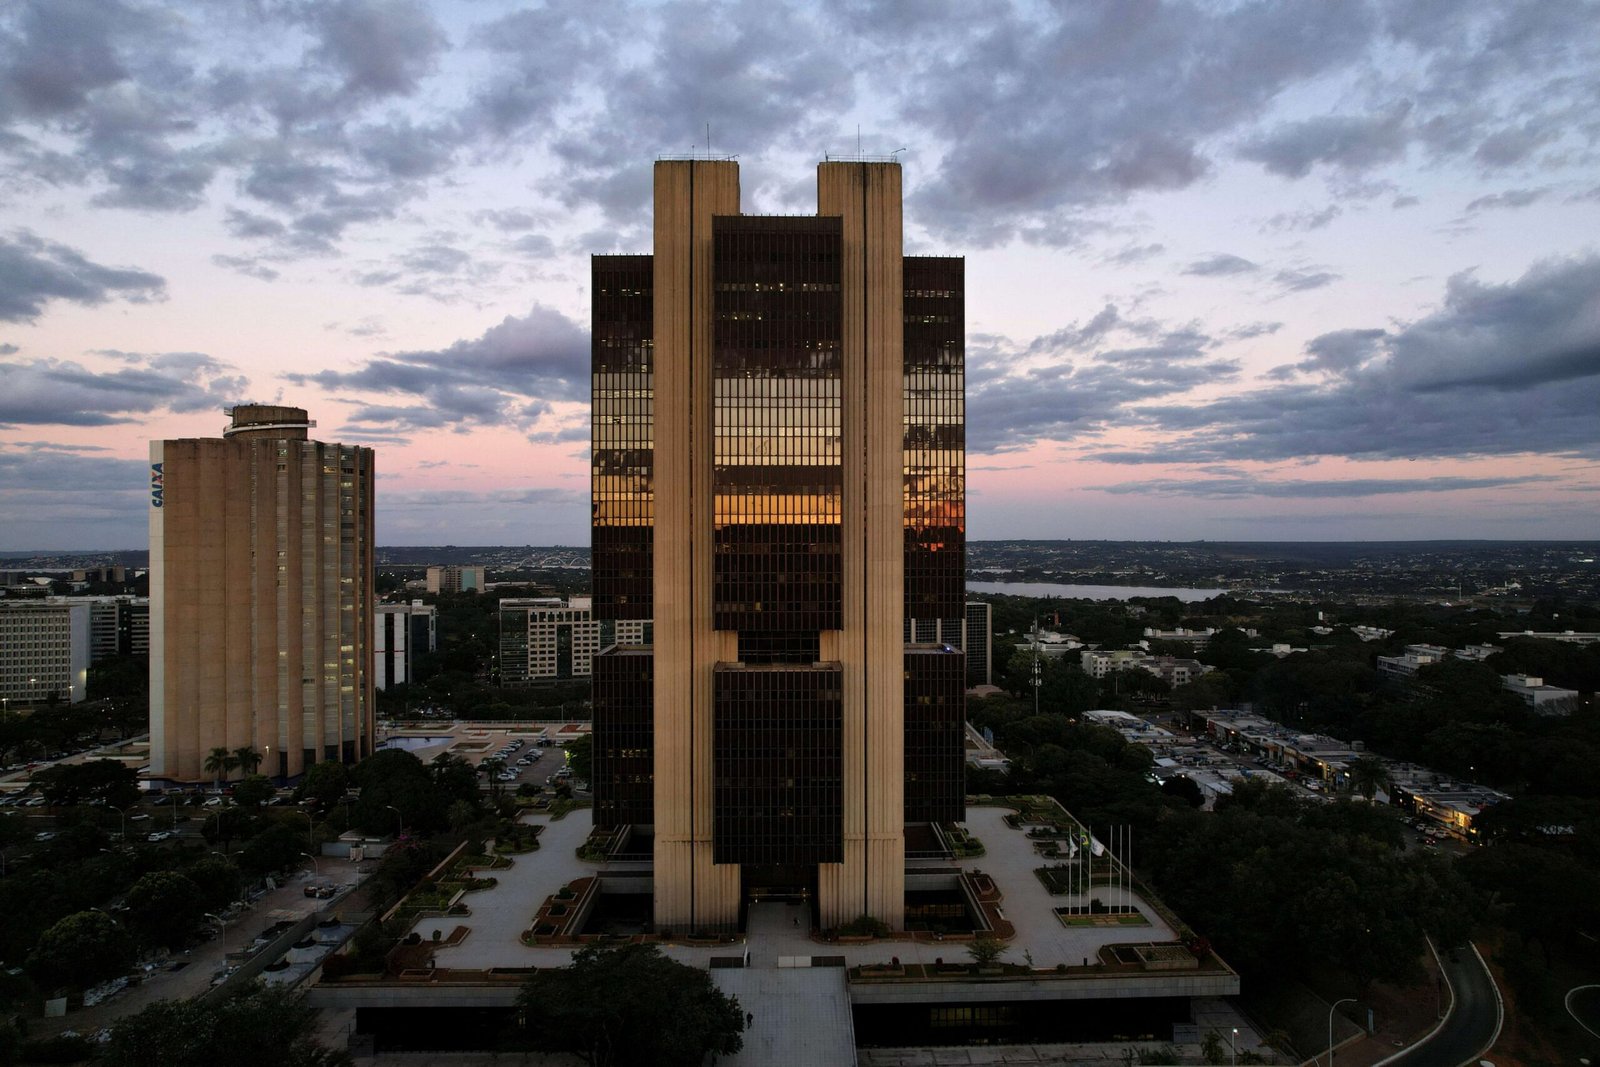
[
  {"x1": 1229, "y1": 1026, "x2": 1238, "y2": 1065},
  {"x1": 295, "y1": 808, "x2": 315, "y2": 850},
  {"x1": 301, "y1": 852, "x2": 319, "y2": 878},
  {"x1": 112, "y1": 804, "x2": 132, "y2": 843},
  {"x1": 386, "y1": 804, "x2": 403, "y2": 837},
  {"x1": 1327, "y1": 997, "x2": 1356, "y2": 1066}
]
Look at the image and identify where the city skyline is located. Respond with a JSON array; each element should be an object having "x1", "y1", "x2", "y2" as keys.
[{"x1": 2, "y1": 0, "x2": 1599, "y2": 549}]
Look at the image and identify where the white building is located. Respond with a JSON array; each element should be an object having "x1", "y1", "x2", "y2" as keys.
[
  {"x1": 1495, "y1": 630, "x2": 1600, "y2": 646},
  {"x1": 0, "y1": 600, "x2": 91, "y2": 705},
  {"x1": 1376, "y1": 643, "x2": 1451, "y2": 678},
  {"x1": 1501, "y1": 674, "x2": 1580, "y2": 713},
  {"x1": 374, "y1": 600, "x2": 438, "y2": 690},
  {"x1": 426, "y1": 565, "x2": 486, "y2": 594},
  {"x1": 499, "y1": 596, "x2": 648, "y2": 684}
]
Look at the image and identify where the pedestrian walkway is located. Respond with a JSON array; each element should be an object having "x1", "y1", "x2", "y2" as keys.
[{"x1": 712, "y1": 964, "x2": 856, "y2": 1067}]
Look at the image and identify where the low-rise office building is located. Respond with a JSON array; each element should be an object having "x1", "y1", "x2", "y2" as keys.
[
  {"x1": 0, "y1": 599, "x2": 91, "y2": 705},
  {"x1": 374, "y1": 600, "x2": 438, "y2": 690},
  {"x1": 1501, "y1": 673, "x2": 1579, "y2": 712},
  {"x1": 499, "y1": 596, "x2": 648, "y2": 684},
  {"x1": 426, "y1": 565, "x2": 486, "y2": 594}
]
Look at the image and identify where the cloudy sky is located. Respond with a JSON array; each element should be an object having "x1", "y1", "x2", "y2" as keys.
[{"x1": 2, "y1": 0, "x2": 1598, "y2": 550}]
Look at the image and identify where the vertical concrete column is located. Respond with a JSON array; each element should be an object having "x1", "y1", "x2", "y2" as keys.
[
  {"x1": 652, "y1": 159, "x2": 742, "y2": 932},
  {"x1": 817, "y1": 162, "x2": 906, "y2": 929}
]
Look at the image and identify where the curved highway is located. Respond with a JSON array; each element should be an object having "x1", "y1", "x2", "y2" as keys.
[
  {"x1": 1568, "y1": 984, "x2": 1600, "y2": 1044},
  {"x1": 1377, "y1": 942, "x2": 1501, "y2": 1067}
]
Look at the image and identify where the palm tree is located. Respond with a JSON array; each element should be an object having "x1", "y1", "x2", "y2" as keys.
[
  {"x1": 482, "y1": 758, "x2": 506, "y2": 805},
  {"x1": 233, "y1": 745, "x2": 264, "y2": 777},
  {"x1": 203, "y1": 747, "x2": 240, "y2": 790},
  {"x1": 1348, "y1": 755, "x2": 1390, "y2": 802}
]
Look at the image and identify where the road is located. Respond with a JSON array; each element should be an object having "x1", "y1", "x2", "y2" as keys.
[
  {"x1": 1377, "y1": 943, "x2": 1501, "y2": 1067},
  {"x1": 1568, "y1": 984, "x2": 1600, "y2": 1044},
  {"x1": 29, "y1": 853, "x2": 365, "y2": 1042}
]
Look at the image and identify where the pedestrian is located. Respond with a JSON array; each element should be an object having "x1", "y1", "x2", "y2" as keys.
[
  {"x1": 746, "y1": 1011, "x2": 753, "y2": 1027},
  {"x1": 792, "y1": 916, "x2": 799, "y2": 927}
]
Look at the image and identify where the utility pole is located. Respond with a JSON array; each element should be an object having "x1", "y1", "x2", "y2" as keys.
[{"x1": 1031, "y1": 617, "x2": 1042, "y2": 716}]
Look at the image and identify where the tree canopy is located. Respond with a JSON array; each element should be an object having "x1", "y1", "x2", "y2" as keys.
[
  {"x1": 27, "y1": 910, "x2": 135, "y2": 992},
  {"x1": 101, "y1": 983, "x2": 351, "y2": 1067},
  {"x1": 516, "y1": 944, "x2": 744, "y2": 1067}
]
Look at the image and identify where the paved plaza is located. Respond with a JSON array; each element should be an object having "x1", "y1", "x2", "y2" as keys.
[{"x1": 410, "y1": 804, "x2": 1183, "y2": 974}]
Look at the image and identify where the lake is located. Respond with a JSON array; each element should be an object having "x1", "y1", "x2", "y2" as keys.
[{"x1": 966, "y1": 581, "x2": 1227, "y2": 602}]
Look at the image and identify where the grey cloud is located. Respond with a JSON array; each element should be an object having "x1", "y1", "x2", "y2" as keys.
[
  {"x1": 968, "y1": 311, "x2": 1237, "y2": 453},
  {"x1": 1272, "y1": 327, "x2": 1387, "y2": 379},
  {"x1": 0, "y1": 352, "x2": 248, "y2": 427},
  {"x1": 0, "y1": 343, "x2": 17, "y2": 354},
  {"x1": 899, "y1": 0, "x2": 1377, "y2": 245},
  {"x1": 1465, "y1": 188, "x2": 1546, "y2": 212},
  {"x1": 0, "y1": 444, "x2": 145, "y2": 492},
  {"x1": 210, "y1": 254, "x2": 279, "y2": 281},
  {"x1": 1239, "y1": 103, "x2": 1412, "y2": 179},
  {"x1": 0, "y1": 231, "x2": 165, "y2": 323},
  {"x1": 351, "y1": 118, "x2": 455, "y2": 180},
  {"x1": 0, "y1": 0, "x2": 152, "y2": 119},
  {"x1": 1103, "y1": 253, "x2": 1600, "y2": 464},
  {"x1": 223, "y1": 208, "x2": 286, "y2": 240},
  {"x1": 1263, "y1": 204, "x2": 1342, "y2": 232},
  {"x1": 511, "y1": 234, "x2": 556, "y2": 258},
  {"x1": 1392, "y1": 194, "x2": 1421, "y2": 208},
  {"x1": 1102, "y1": 243, "x2": 1165, "y2": 266},
  {"x1": 1274, "y1": 267, "x2": 1340, "y2": 292},
  {"x1": 286, "y1": 302, "x2": 588, "y2": 434},
  {"x1": 307, "y1": 0, "x2": 448, "y2": 101},
  {"x1": 1474, "y1": 122, "x2": 1560, "y2": 167},
  {"x1": 1183, "y1": 254, "x2": 1258, "y2": 277},
  {"x1": 475, "y1": 208, "x2": 544, "y2": 233},
  {"x1": 1227, "y1": 322, "x2": 1283, "y2": 341}
]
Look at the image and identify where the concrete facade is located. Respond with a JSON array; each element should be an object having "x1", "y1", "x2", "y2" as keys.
[
  {"x1": 149, "y1": 405, "x2": 375, "y2": 782},
  {"x1": 0, "y1": 599, "x2": 90, "y2": 704}
]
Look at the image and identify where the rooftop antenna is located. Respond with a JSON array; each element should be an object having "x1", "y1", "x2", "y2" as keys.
[
  {"x1": 707, "y1": 122, "x2": 712, "y2": 158},
  {"x1": 857, "y1": 125, "x2": 861, "y2": 154}
]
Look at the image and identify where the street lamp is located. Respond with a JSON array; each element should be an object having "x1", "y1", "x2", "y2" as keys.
[
  {"x1": 301, "y1": 852, "x2": 319, "y2": 878},
  {"x1": 1229, "y1": 1027, "x2": 1238, "y2": 1065},
  {"x1": 295, "y1": 808, "x2": 315, "y2": 850},
  {"x1": 1327, "y1": 997, "x2": 1356, "y2": 1066},
  {"x1": 386, "y1": 804, "x2": 403, "y2": 837}
]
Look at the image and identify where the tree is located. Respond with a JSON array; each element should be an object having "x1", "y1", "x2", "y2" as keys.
[
  {"x1": 27, "y1": 910, "x2": 136, "y2": 992},
  {"x1": 233, "y1": 774, "x2": 275, "y2": 809},
  {"x1": 204, "y1": 747, "x2": 239, "y2": 789},
  {"x1": 482, "y1": 758, "x2": 507, "y2": 805},
  {"x1": 234, "y1": 746, "x2": 265, "y2": 777},
  {"x1": 32, "y1": 759, "x2": 139, "y2": 808},
  {"x1": 183, "y1": 856, "x2": 242, "y2": 913},
  {"x1": 565, "y1": 733, "x2": 593, "y2": 783},
  {"x1": 517, "y1": 944, "x2": 744, "y2": 1067},
  {"x1": 125, "y1": 871, "x2": 206, "y2": 949},
  {"x1": 429, "y1": 753, "x2": 480, "y2": 807},
  {"x1": 1347, "y1": 755, "x2": 1390, "y2": 802},
  {"x1": 297, "y1": 760, "x2": 349, "y2": 811},
  {"x1": 1161, "y1": 775, "x2": 1206, "y2": 808},
  {"x1": 238, "y1": 821, "x2": 304, "y2": 878},
  {"x1": 967, "y1": 933, "x2": 1006, "y2": 967},
  {"x1": 102, "y1": 983, "x2": 352, "y2": 1067}
]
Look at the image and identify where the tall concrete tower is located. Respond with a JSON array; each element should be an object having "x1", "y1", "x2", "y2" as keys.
[
  {"x1": 591, "y1": 159, "x2": 966, "y2": 933},
  {"x1": 149, "y1": 405, "x2": 376, "y2": 782}
]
